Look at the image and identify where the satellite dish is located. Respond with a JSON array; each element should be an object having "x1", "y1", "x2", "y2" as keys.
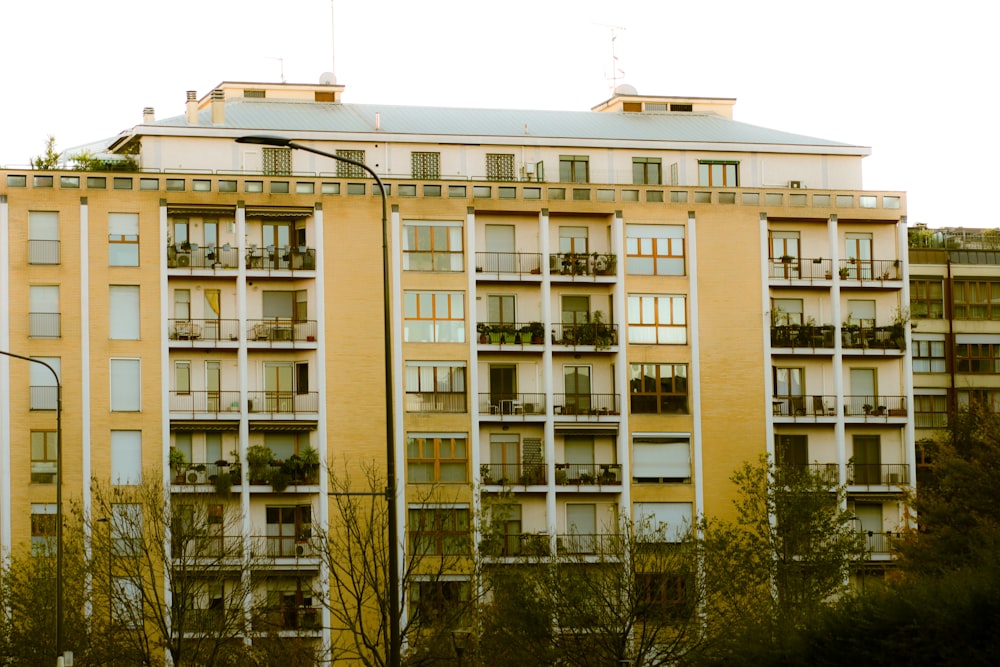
[
  {"x1": 615, "y1": 84, "x2": 638, "y2": 96},
  {"x1": 319, "y1": 71, "x2": 337, "y2": 85}
]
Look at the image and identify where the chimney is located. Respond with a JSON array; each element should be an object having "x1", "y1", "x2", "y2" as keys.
[
  {"x1": 143, "y1": 107, "x2": 155, "y2": 123},
  {"x1": 211, "y1": 89, "x2": 225, "y2": 125},
  {"x1": 185, "y1": 90, "x2": 198, "y2": 124}
]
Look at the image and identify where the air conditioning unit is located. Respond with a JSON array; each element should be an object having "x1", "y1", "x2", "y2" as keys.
[
  {"x1": 789, "y1": 180, "x2": 802, "y2": 189},
  {"x1": 248, "y1": 398, "x2": 259, "y2": 412},
  {"x1": 295, "y1": 543, "x2": 308, "y2": 557},
  {"x1": 185, "y1": 469, "x2": 207, "y2": 484},
  {"x1": 176, "y1": 253, "x2": 191, "y2": 267}
]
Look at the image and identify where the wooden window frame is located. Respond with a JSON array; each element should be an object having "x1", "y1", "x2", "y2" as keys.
[{"x1": 629, "y1": 363, "x2": 689, "y2": 414}]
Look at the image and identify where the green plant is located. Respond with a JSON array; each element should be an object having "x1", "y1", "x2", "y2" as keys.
[
  {"x1": 31, "y1": 135, "x2": 60, "y2": 170},
  {"x1": 270, "y1": 469, "x2": 290, "y2": 492},
  {"x1": 169, "y1": 447, "x2": 186, "y2": 469},
  {"x1": 247, "y1": 444, "x2": 274, "y2": 484},
  {"x1": 527, "y1": 321, "x2": 546, "y2": 343},
  {"x1": 213, "y1": 471, "x2": 233, "y2": 495},
  {"x1": 70, "y1": 149, "x2": 139, "y2": 172}
]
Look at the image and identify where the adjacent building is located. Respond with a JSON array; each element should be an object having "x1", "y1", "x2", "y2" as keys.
[{"x1": 0, "y1": 79, "x2": 913, "y2": 659}]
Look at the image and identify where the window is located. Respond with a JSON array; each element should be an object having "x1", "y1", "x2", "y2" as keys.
[
  {"x1": 633, "y1": 502, "x2": 692, "y2": 542},
  {"x1": 411, "y1": 579, "x2": 471, "y2": 628},
  {"x1": 29, "y1": 357, "x2": 60, "y2": 410},
  {"x1": 265, "y1": 505, "x2": 312, "y2": 557},
  {"x1": 264, "y1": 432, "x2": 309, "y2": 461},
  {"x1": 775, "y1": 434, "x2": 809, "y2": 467},
  {"x1": 407, "y1": 434, "x2": 468, "y2": 483},
  {"x1": 559, "y1": 226, "x2": 589, "y2": 254},
  {"x1": 636, "y1": 571, "x2": 692, "y2": 621},
  {"x1": 108, "y1": 212, "x2": 140, "y2": 266},
  {"x1": 626, "y1": 225, "x2": 685, "y2": 275},
  {"x1": 559, "y1": 155, "x2": 589, "y2": 183},
  {"x1": 632, "y1": 435, "x2": 691, "y2": 483},
  {"x1": 632, "y1": 157, "x2": 662, "y2": 185},
  {"x1": 953, "y1": 280, "x2": 1000, "y2": 320},
  {"x1": 698, "y1": 160, "x2": 739, "y2": 186},
  {"x1": 110, "y1": 358, "x2": 141, "y2": 411},
  {"x1": 402, "y1": 221, "x2": 464, "y2": 271},
  {"x1": 408, "y1": 506, "x2": 470, "y2": 555},
  {"x1": 913, "y1": 338, "x2": 946, "y2": 373},
  {"x1": 31, "y1": 431, "x2": 57, "y2": 483},
  {"x1": 956, "y1": 342, "x2": 1000, "y2": 373},
  {"x1": 336, "y1": 149, "x2": 366, "y2": 178},
  {"x1": 29, "y1": 211, "x2": 60, "y2": 264},
  {"x1": 404, "y1": 363, "x2": 466, "y2": 412},
  {"x1": 109, "y1": 286, "x2": 140, "y2": 339},
  {"x1": 31, "y1": 504, "x2": 57, "y2": 556},
  {"x1": 403, "y1": 292, "x2": 465, "y2": 343},
  {"x1": 627, "y1": 295, "x2": 687, "y2": 344},
  {"x1": 411, "y1": 152, "x2": 441, "y2": 179},
  {"x1": 485, "y1": 154, "x2": 516, "y2": 182},
  {"x1": 487, "y1": 294, "x2": 516, "y2": 328},
  {"x1": 910, "y1": 278, "x2": 944, "y2": 319},
  {"x1": 262, "y1": 147, "x2": 292, "y2": 175},
  {"x1": 112, "y1": 503, "x2": 142, "y2": 557},
  {"x1": 914, "y1": 394, "x2": 948, "y2": 429},
  {"x1": 29, "y1": 285, "x2": 60, "y2": 338},
  {"x1": 772, "y1": 298, "x2": 804, "y2": 326},
  {"x1": 111, "y1": 431, "x2": 142, "y2": 485},
  {"x1": 174, "y1": 288, "x2": 191, "y2": 321},
  {"x1": 629, "y1": 364, "x2": 688, "y2": 414},
  {"x1": 112, "y1": 577, "x2": 142, "y2": 628},
  {"x1": 773, "y1": 367, "x2": 804, "y2": 396},
  {"x1": 175, "y1": 361, "x2": 191, "y2": 395},
  {"x1": 957, "y1": 390, "x2": 1000, "y2": 412}
]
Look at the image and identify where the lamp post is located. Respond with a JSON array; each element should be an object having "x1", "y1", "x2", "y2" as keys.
[
  {"x1": 234, "y1": 135, "x2": 400, "y2": 667},
  {"x1": 0, "y1": 350, "x2": 63, "y2": 664}
]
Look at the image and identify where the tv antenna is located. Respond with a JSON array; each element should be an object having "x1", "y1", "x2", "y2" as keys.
[
  {"x1": 267, "y1": 57, "x2": 286, "y2": 83},
  {"x1": 596, "y1": 24, "x2": 627, "y2": 92}
]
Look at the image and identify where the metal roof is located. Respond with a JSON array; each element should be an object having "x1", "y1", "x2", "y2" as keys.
[{"x1": 147, "y1": 98, "x2": 861, "y2": 150}]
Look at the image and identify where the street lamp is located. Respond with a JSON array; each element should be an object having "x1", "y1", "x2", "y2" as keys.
[
  {"x1": 234, "y1": 135, "x2": 400, "y2": 667},
  {"x1": 451, "y1": 629, "x2": 471, "y2": 667},
  {"x1": 0, "y1": 350, "x2": 64, "y2": 665}
]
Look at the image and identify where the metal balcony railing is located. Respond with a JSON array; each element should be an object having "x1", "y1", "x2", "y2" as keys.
[
  {"x1": 29, "y1": 312, "x2": 60, "y2": 338},
  {"x1": 479, "y1": 462, "x2": 546, "y2": 486},
  {"x1": 478, "y1": 392, "x2": 546, "y2": 416},
  {"x1": 476, "y1": 322, "x2": 546, "y2": 346},
  {"x1": 548, "y1": 252, "x2": 617, "y2": 277},
  {"x1": 479, "y1": 533, "x2": 550, "y2": 557},
  {"x1": 862, "y1": 530, "x2": 903, "y2": 555},
  {"x1": 841, "y1": 325, "x2": 906, "y2": 351},
  {"x1": 166, "y1": 244, "x2": 241, "y2": 269},
  {"x1": 251, "y1": 535, "x2": 318, "y2": 559},
  {"x1": 847, "y1": 463, "x2": 910, "y2": 487},
  {"x1": 552, "y1": 321, "x2": 618, "y2": 348},
  {"x1": 837, "y1": 258, "x2": 902, "y2": 281},
  {"x1": 29, "y1": 239, "x2": 60, "y2": 265},
  {"x1": 247, "y1": 318, "x2": 318, "y2": 343},
  {"x1": 253, "y1": 605, "x2": 322, "y2": 632},
  {"x1": 170, "y1": 461, "x2": 235, "y2": 485},
  {"x1": 474, "y1": 251, "x2": 543, "y2": 275},
  {"x1": 553, "y1": 393, "x2": 620, "y2": 417},
  {"x1": 768, "y1": 256, "x2": 833, "y2": 282},
  {"x1": 168, "y1": 318, "x2": 240, "y2": 342},
  {"x1": 556, "y1": 533, "x2": 622, "y2": 555},
  {"x1": 29, "y1": 386, "x2": 58, "y2": 410},
  {"x1": 771, "y1": 395, "x2": 907, "y2": 420},
  {"x1": 554, "y1": 463, "x2": 622, "y2": 485},
  {"x1": 246, "y1": 391, "x2": 319, "y2": 414},
  {"x1": 172, "y1": 535, "x2": 244, "y2": 559},
  {"x1": 169, "y1": 391, "x2": 242, "y2": 414},
  {"x1": 245, "y1": 245, "x2": 316, "y2": 271},
  {"x1": 771, "y1": 324, "x2": 836, "y2": 349}
]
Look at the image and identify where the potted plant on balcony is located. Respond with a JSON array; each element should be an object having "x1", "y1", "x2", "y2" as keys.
[
  {"x1": 170, "y1": 447, "x2": 187, "y2": 484},
  {"x1": 496, "y1": 324, "x2": 517, "y2": 344},
  {"x1": 479, "y1": 464, "x2": 494, "y2": 485},
  {"x1": 527, "y1": 321, "x2": 545, "y2": 344},
  {"x1": 780, "y1": 254, "x2": 794, "y2": 264},
  {"x1": 477, "y1": 322, "x2": 491, "y2": 344},
  {"x1": 838, "y1": 266, "x2": 850, "y2": 279},
  {"x1": 862, "y1": 404, "x2": 874, "y2": 415},
  {"x1": 593, "y1": 252, "x2": 616, "y2": 275},
  {"x1": 247, "y1": 445, "x2": 274, "y2": 485},
  {"x1": 299, "y1": 446, "x2": 320, "y2": 483},
  {"x1": 519, "y1": 324, "x2": 533, "y2": 344},
  {"x1": 213, "y1": 471, "x2": 233, "y2": 496}
]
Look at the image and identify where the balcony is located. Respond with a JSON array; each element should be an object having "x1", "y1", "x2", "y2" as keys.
[
  {"x1": 770, "y1": 324, "x2": 835, "y2": 350},
  {"x1": 167, "y1": 244, "x2": 241, "y2": 270},
  {"x1": 771, "y1": 395, "x2": 907, "y2": 422},
  {"x1": 170, "y1": 460, "x2": 235, "y2": 486},
  {"x1": 841, "y1": 325, "x2": 906, "y2": 352},
  {"x1": 474, "y1": 251, "x2": 543, "y2": 278},
  {"x1": 847, "y1": 463, "x2": 910, "y2": 488},
  {"x1": 476, "y1": 321, "x2": 546, "y2": 347},
  {"x1": 480, "y1": 462, "x2": 546, "y2": 486},
  {"x1": 168, "y1": 318, "x2": 240, "y2": 344},
  {"x1": 172, "y1": 534, "x2": 244, "y2": 560},
  {"x1": 169, "y1": 391, "x2": 242, "y2": 417},
  {"x1": 247, "y1": 391, "x2": 319, "y2": 415},
  {"x1": 555, "y1": 463, "x2": 622, "y2": 486},
  {"x1": 480, "y1": 532, "x2": 550, "y2": 558},
  {"x1": 837, "y1": 258, "x2": 902, "y2": 283},
  {"x1": 247, "y1": 318, "x2": 318, "y2": 344},
  {"x1": 252, "y1": 535, "x2": 320, "y2": 561},
  {"x1": 245, "y1": 245, "x2": 316, "y2": 271},
  {"x1": 862, "y1": 530, "x2": 902, "y2": 558},
  {"x1": 552, "y1": 321, "x2": 618, "y2": 350},
  {"x1": 253, "y1": 605, "x2": 322, "y2": 633},
  {"x1": 549, "y1": 252, "x2": 617, "y2": 280},
  {"x1": 768, "y1": 257, "x2": 833, "y2": 284},
  {"x1": 844, "y1": 395, "x2": 907, "y2": 421},
  {"x1": 556, "y1": 533, "x2": 622, "y2": 555},
  {"x1": 478, "y1": 392, "x2": 546, "y2": 419},
  {"x1": 553, "y1": 393, "x2": 621, "y2": 419}
]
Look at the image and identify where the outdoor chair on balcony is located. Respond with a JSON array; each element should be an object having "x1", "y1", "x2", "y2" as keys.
[
  {"x1": 173, "y1": 321, "x2": 201, "y2": 340},
  {"x1": 789, "y1": 396, "x2": 806, "y2": 416},
  {"x1": 813, "y1": 396, "x2": 835, "y2": 416}
]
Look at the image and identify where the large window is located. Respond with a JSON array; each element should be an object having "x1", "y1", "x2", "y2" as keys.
[
  {"x1": 629, "y1": 364, "x2": 688, "y2": 414},
  {"x1": 31, "y1": 431, "x2": 57, "y2": 484},
  {"x1": 402, "y1": 221, "x2": 464, "y2": 271},
  {"x1": 633, "y1": 502, "x2": 692, "y2": 542},
  {"x1": 265, "y1": 505, "x2": 312, "y2": 557},
  {"x1": 336, "y1": 149, "x2": 366, "y2": 178},
  {"x1": 485, "y1": 154, "x2": 516, "y2": 182},
  {"x1": 111, "y1": 503, "x2": 143, "y2": 557},
  {"x1": 405, "y1": 363, "x2": 466, "y2": 412},
  {"x1": 914, "y1": 394, "x2": 948, "y2": 429},
  {"x1": 411, "y1": 152, "x2": 441, "y2": 179},
  {"x1": 956, "y1": 342, "x2": 1000, "y2": 373},
  {"x1": 108, "y1": 212, "x2": 139, "y2": 266},
  {"x1": 403, "y1": 291, "x2": 465, "y2": 343},
  {"x1": 408, "y1": 506, "x2": 470, "y2": 555},
  {"x1": 698, "y1": 161, "x2": 738, "y2": 187},
  {"x1": 627, "y1": 295, "x2": 687, "y2": 344},
  {"x1": 29, "y1": 211, "x2": 60, "y2": 264},
  {"x1": 910, "y1": 278, "x2": 944, "y2": 319},
  {"x1": 110, "y1": 358, "x2": 142, "y2": 411},
  {"x1": 913, "y1": 338, "x2": 946, "y2": 373},
  {"x1": 626, "y1": 225, "x2": 685, "y2": 275},
  {"x1": 411, "y1": 579, "x2": 471, "y2": 628},
  {"x1": 29, "y1": 285, "x2": 60, "y2": 338},
  {"x1": 31, "y1": 504, "x2": 57, "y2": 556},
  {"x1": 109, "y1": 285, "x2": 140, "y2": 339},
  {"x1": 632, "y1": 157, "x2": 661, "y2": 185},
  {"x1": 559, "y1": 155, "x2": 589, "y2": 183},
  {"x1": 407, "y1": 434, "x2": 468, "y2": 483},
  {"x1": 632, "y1": 435, "x2": 691, "y2": 483},
  {"x1": 111, "y1": 431, "x2": 142, "y2": 485},
  {"x1": 953, "y1": 280, "x2": 1000, "y2": 320},
  {"x1": 773, "y1": 367, "x2": 804, "y2": 396}
]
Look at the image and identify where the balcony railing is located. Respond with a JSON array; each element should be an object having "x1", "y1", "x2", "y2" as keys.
[
  {"x1": 253, "y1": 605, "x2": 322, "y2": 632},
  {"x1": 862, "y1": 530, "x2": 903, "y2": 555},
  {"x1": 556, "y1": 533, "x2": 622, "y2": 555},
  {"x1": 847, "y1": 463, "x2": 910, "y2": 487},
  {"x1": 404, "y1": 392, "x2": 467, "y2": 413},
  {"x1": 555, "y1": 463, "x2": 622, "y2": 485},
  {"x1": 775, "y1": 463, "x2": 840, "y2": 486},
  {"x1": 170, "y1": 460, "x2": 234, "y2": 485},
  {"x1": 169, "y1": 391, "x2": 242, "y2": 414},
  {"x1": 480, "y1": 532, "x2": 550, "y2": 557},
  {"x1": 166, "y1": 244, "x2": 241, "y2": 269},
  {"x1": 837, "y1": 258, "x2": 902, "y2": 282},
  {"x1": 29, "y1": 386, "x2": 58, "y2": 410},
  {"x1": 29, "y1": 239, "x2": 60, "y2": 265},
  {"x1": 478, "y1": 392, "x2": 546, "y2": 416},
  {"x1": 476, "y1": 322, "x2": 545, "y2": 346},
  {"x1": 245, "y1": 245, "x2": 316, "y2": 271},
  {"x1": 771, "y1": 395, "x2": 907, "y2": 420},
  {"x1": 771, "y1": 324, "x2": 835, "y2": 349},
  {"x1": 474, "y1": 251, "x2": 543, "y2": 275},
  {"x1": 769, "y1": 256, "x2": 833, "y2": 282},
  {"x1": 844, "y1": 395, "x2": 907, "y2": 418},
  {"x1": 251, "y1": 535, "x2": 318, "y2": 559},
  {"x1": 168, "y1": 318, "x2": 240, "y2": 342},
  {"x1": 480, "y1": 462, "x2": 546, "y2": 486},
  {"x1": 247, "y1": 318, "x2": 318, "y2": 343},
  {"x1": 552, "y1": 321, "x2": 618, "y2": 348},
  {"x1": 247, "y1": 391, "x2": 319, "y2": 414},
  {"x1": 841, "y1": 325, "x2": 906, "y2": 351},
  {"x1": 29, "y1": 312, "x2": 61, "y2": 338},
  {"x1": 553, "y1": 393, "x2": 620, "y2": 417},
  {"x1": 549, "y1": 252, "x2": 617, "y2": 277},
  {"x1": 172, "y1": 535, "x2": 244, "y2": 559}
]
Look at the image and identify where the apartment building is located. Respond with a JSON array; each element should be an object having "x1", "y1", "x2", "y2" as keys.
[{"x1": 0, "y1": 79, "x2": 912, "y2": 659}]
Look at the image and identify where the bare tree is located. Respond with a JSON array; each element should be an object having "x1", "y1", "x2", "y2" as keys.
[{"x1": 87, "y1": 478, "x2": 263, "y2": 666}]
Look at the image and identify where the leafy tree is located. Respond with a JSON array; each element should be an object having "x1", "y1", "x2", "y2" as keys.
[
  {"x1": 31, "y1": 135, "x2": 60, "y2": 169},
  {"x1": 695, "y1": 455, "x2": 866, "y2": 663},
  {"x1": 70, "y1": 149, "x2": 139, "y2": 172}
]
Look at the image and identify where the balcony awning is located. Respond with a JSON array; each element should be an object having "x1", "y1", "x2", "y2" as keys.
[
  {"x1": 553, "y1": 423, "x2": 619, "y2": 435},
  {"x1": 248, "y1": 421, "x2": 317, "y2": 432},
  {"x1": 170, "y1": 421, "x2": 239, "y2": 432},
  {"x1": 244, "y1": 206, "x2": 313, "y2": 219},
  {"x1": 167, "y1": 205, "x2": 237, "y2": 217}
]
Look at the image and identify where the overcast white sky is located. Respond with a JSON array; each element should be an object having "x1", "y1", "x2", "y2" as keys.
[{"x1": 3, "y1": 0, "x2": 995, "y2": 227}]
